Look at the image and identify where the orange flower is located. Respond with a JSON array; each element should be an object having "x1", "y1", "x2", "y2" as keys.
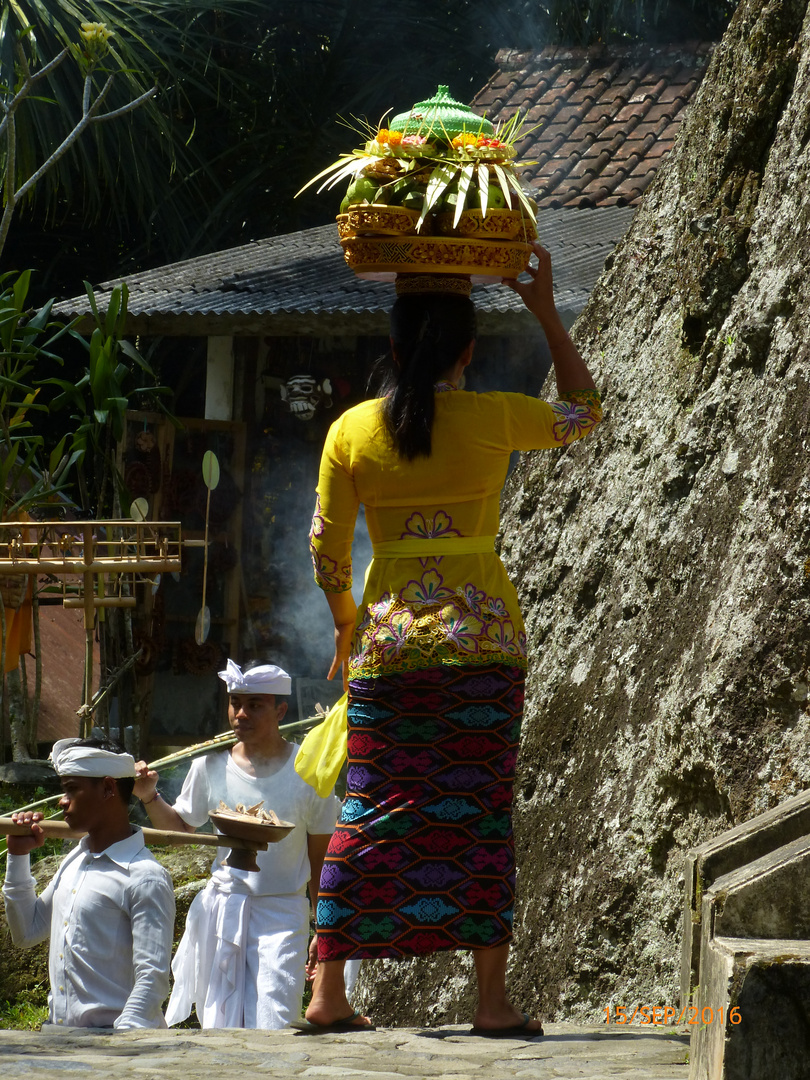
[
  {"x1": 452, "y1": 134, "x2": 478, "y2": 148},
  {"x1": 376, "y1": 129, "x2": 390, "y2": 144},
  {"x1": 388, "y1": 130, "x2": 403, "y2": 146}
]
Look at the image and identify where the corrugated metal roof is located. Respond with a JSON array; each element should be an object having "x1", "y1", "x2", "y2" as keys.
[
  {"x1": 473, "y1": 42, "x2": 712, "y2": 209},
  {"x1": 56, "y1": 208, "x2": 635, "y2": 336}
]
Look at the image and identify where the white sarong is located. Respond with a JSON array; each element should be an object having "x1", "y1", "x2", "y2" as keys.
[{"x1": 166, "y1": 866, "x2": 309, "y2": 1029}]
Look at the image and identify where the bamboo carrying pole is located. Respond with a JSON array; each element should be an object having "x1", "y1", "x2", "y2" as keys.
[
  {"x1": 0, "y1": 816, "x2": 268, "y2": 853},
  {"x1": 7, "y1": 715, "x2": 320, "y2": 818},
  {"x1": 0, "y1": 815, "x2": 281, "y2": 872}
]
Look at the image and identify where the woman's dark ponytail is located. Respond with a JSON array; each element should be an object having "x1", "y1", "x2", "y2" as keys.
[{"x1": 380, "y1": 294, "x2": 476, "y2": 460}]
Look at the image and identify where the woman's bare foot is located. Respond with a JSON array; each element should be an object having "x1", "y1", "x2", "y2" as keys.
[
  {"x1": 471, "y1": 943, "x2": 542, "y2": 1033},
  {"x1": 305, "y1": 959, "x2": 373, "y2": 1029},
  {"x1": 472, "y1": 1001, "x2": 543, "y2": 1033}
]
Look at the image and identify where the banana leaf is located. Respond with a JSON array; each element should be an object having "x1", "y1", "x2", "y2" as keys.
[
  {"x1": 477, "y1": 162, "x2": 490, "y2": 218},
  {"x1": 417, "y1": 162, "x2": 458, "y2": 232},
  {"x1": 492, "y1": 164, "x2": 514, "y2": 209},
  {"x1": 453, "y1": 162, "x2": 475, "y2": 229}
]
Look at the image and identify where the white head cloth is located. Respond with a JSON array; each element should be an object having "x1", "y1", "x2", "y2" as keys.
[
  {"x1": 218, "y1": 658, "x2": 292, "y2": 696},
  {"x1": 50, "y1": 738, "x2": 136, "y2": 778}
]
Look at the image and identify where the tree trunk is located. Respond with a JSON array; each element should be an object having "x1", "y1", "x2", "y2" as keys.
[{"x1": 357, "y1": 0, "x2": 810, "y2": 1024}]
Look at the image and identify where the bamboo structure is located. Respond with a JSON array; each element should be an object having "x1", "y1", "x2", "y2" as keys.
[{"x1": 0, "y1": 520, "x2": 183, "y2": 734}]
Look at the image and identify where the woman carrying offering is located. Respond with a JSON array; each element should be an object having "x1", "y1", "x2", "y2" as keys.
[{"x1": 306, "y1": 241, "x2": 602, "y2": 1034}]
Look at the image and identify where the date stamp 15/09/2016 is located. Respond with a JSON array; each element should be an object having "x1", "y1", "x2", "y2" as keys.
[{"x1": 604, "y1": 1005, "x2": 742, "y2": 1026}]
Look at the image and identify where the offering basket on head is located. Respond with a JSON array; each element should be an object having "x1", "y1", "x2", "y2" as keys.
[{"x1": 300, "y1": 85, "x2": 538, "y2": 289}]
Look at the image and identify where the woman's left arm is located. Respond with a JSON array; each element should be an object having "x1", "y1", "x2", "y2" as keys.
[
  {"x1": 325, "y1": 590, "x2": 357, "y2": 687},
  {"x1": 310, "y1": 420, "x2": 360, "y2": 686}
]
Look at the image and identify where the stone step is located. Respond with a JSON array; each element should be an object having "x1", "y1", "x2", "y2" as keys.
[
  {"x1": 0, "y1": 1024, "x2": 691, "y2": 1079},
  {"x1": 701, "y1": 832, "x2": 810, "y2": 943},
  {"x1": 680, "y1": 787, "x2": 810, "y2": 1006},
  {"x1": 689, "y1": 936, "x2": 810, "y2": 1080}
]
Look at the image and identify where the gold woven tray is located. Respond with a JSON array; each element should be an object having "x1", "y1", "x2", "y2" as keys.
[
  {"x1": 341, "y1": 234, "x2": 531, "y2": 282},
  {"x1": 343, "y1": 204, "x2": 422, "y2": 237},
  {"x1": 434, "y1": 207, "x2": 537, "y2": 241}
]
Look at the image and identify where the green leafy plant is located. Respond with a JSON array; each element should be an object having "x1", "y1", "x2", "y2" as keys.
[
  {"x1": 0, "y1": 16, "x2": 157, "y2": 261},
  {"x1": 0, "y1": 270, "x2": 77, "y2": 522},
  {"x1": 45, "y1": 281, "x2": 176, "y2": 516},
  {"x1": 0, "y1": 985, "x2": 49, "y2": 1030}
]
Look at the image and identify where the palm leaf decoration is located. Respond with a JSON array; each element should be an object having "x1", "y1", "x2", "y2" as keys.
[
  {"x1": 417, "y1": 162, "x2": 458, "y2": 231},
  {"x1": 491, "y1": 163, "x2": 514, "y2": 210},
  {"x1": 476, "y1": 161, "x2": 490, "y2": 218}
]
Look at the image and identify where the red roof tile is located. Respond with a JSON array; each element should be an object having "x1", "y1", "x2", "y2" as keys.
[{"x1": 473, "y1": 42, "x2": 713, "y2": 209}]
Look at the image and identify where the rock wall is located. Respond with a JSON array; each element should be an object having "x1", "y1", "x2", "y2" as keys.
[{"x1": 357, "y1": 0, "x2": 810, "y2": 1023}]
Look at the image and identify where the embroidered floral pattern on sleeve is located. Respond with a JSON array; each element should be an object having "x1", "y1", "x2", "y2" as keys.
[
  {"x1": 350, "y1": 563, "x2": 527, "y2": 680},
  {"x1": 549, "y1": 389, "x2": 603, "y2": 444},
  {"x1": 310, "y1": 494, "x2": 353, "y2": 592},
  {"x1": 548, "y1": 388, "x2": 603, "y2": 443}
]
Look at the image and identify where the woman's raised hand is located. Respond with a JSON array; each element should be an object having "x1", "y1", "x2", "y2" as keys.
[
  {"x1": 504, "y1": 240, "x2": 597, "y2": 392},
  {"x1": 503, "y1": 241, "x2": 558, "y2": 328}
]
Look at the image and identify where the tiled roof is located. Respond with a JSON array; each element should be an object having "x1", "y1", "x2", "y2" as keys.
[
  {"x1": 55, "y1": 209, "x2": 635, "y2": 337},
  {"x1": 473, "y1": 42, "x2": 713, "y2": 209}
]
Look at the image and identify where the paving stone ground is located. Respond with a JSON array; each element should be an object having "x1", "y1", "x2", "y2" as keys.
[{"x1": 0, "y1": 1023, "x2": 691, "y2": 1079}]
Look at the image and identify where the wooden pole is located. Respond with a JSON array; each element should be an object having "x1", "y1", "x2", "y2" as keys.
[
  {"x1": 0, "y1": 816, "x2": 270, "y2": 853},
  {"x1": 81, "y1": 523, "x2": 95, "y2": 736}
]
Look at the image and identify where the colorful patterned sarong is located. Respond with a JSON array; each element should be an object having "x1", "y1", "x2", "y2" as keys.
[{"x1": 316, "y1": 663, "x2": 524, "y2": 960}]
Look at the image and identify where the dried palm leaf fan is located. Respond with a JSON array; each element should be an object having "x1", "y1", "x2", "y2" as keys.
[{"x1": 298, "y1": 85, "x2": 538, "y2": 287}]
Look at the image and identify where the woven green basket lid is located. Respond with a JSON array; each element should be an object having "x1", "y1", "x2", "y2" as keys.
[{"x1": 389, "y1": 85, "x2": 495, "y2": 139}]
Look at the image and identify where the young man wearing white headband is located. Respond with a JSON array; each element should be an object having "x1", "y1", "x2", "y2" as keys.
[
  {"x1": 134, "y1": 659, "x2": 339, "y2": 1029},
  {"x1": 3, "y1": 737, "x2": 175, "y2": 1030}
]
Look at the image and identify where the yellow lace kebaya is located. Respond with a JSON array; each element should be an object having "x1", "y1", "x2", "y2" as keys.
[{"x1": 310, "y1": 384, "x2": 602, "y2": 681}]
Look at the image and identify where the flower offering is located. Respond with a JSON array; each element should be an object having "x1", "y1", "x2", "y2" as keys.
[{"x1": 298, "y1": 86, "x2": 538, "y2": 283}]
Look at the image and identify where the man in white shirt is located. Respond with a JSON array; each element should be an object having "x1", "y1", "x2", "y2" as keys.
[
  {"x1": 3, "y1": 738, "x2": 175, "y2": 1030},
  {"x1": 134, "y1": 660, "x2": 339, "y2": 1029}
]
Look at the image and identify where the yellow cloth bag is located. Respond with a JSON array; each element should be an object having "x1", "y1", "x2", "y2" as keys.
[{"x1": 294, "y1": 692, "x2": 348, "y2": 797}]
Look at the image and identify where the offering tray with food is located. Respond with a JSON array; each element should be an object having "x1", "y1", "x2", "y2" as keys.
[
  {"x1": 299, "y1": 85, "x2": 538, "y2": 284},
  {"x1": 209, "y1": 801, "x2": 294, "y2": 871}
]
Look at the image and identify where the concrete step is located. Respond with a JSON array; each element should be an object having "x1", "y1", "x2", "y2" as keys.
[
  {"x1": 689, "y1": 936, "x2": 810, "y2": 1080},
  {"x1": 0, "y1": 1024, "x2": 691, "y2": 1079},
  {"x1": 700, "y1": 832, "x2": 810, "y2": 943},
  {"x1": 680, "y1": 787, "x2": 810, "y2": 1006}
]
